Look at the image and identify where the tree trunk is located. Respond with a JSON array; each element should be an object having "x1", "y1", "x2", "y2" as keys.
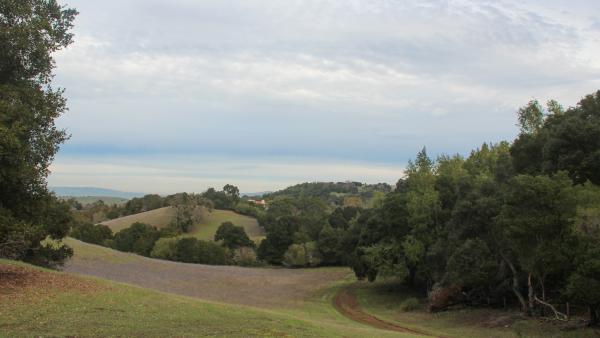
[
  {"x1": 502, "y1": 254, "x2": 528, "y2": 313},
  {"x1": 590, "y1": 306, "x2": 599, "y2": 327},
  {"x1": 528, "y1": 273, "x2": 535, "y2": 316}
]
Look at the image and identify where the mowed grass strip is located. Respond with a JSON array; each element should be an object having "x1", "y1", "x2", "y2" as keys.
[{"x1": 0, "y1": 259, "x2": 412, "y2": 337}]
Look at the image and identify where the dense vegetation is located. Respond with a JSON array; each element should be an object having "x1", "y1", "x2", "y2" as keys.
[
  {"x1": 0, "y1": 0, "x2": 77, "y2": 267},
  {"x1": 341, "y1": 93, "x2": 600, "y2": 325}
]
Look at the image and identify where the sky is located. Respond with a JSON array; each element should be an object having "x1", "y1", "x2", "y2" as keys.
[{"x1": 48, "y1": 0, "x2": 600, "y2": 194}]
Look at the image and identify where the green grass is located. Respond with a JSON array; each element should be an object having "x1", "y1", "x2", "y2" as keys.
[
  {"x1": 353, "y1": 280, "x2": 600, "y2": 338},
  {"x1": 101, "y1": 208, "x2": 265, "y2": 243},
  {"x1": 0, "y1": 260, "x2": 413, "y2": 337},
  {"x1": 188, "y1": 209, "x2": 265, "y2": 243}
]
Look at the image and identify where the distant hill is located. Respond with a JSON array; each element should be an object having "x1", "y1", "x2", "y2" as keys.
[
  {"x1": 241, "y1": 191, "x2": 272, "y2": 197},
  {"x1": 61, "y1": 196, "x2": 128, "y2": 206},
  {"x1": 50, "y1": 186, "x2": 144, "y2": 199}
]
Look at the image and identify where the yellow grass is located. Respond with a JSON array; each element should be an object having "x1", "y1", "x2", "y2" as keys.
[{"x1": 100, "y1": 207, "x2": 176, "y2": 232}]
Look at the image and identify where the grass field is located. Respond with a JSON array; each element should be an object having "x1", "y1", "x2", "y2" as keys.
[
  {"x1": 100, "y1": 207, "x2": 176, "y2": 232},
  {"x1": 101, "y1": 207, "x2": 265, "y2": 243},
  {"x1": 1, "y1": 257, "x2": 410, "y2": 337},
  {"x1": 188, "y1": 209, "x2": 264, "y2": 242}
]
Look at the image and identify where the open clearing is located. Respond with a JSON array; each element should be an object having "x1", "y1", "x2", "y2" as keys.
[
  {"x1": 100, "y1": 206, "x2": 176, "y2": 232},
  {"x1": 64, "y1": 238, "x2": 346, "y2": 308},
  {"x1": 101, "y1": 208, "x2": 265, "y2": 243},
  {"x1": 0, "y1": 259, "x2": 407, "y2": 337},
  {"x1": 188, "y1": 209, "x2": 264, "y2": 242}
]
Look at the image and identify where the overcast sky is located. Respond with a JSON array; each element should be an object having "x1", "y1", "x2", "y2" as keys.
[{"x1": 48, "y1": 0, "x2": 600, "y2": 194}]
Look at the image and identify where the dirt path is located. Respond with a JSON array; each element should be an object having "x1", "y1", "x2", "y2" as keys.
[{"x1": 333, "y1": 284, "x2": 445, "y2": 337}]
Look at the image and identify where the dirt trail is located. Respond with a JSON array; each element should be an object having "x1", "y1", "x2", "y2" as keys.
[{"x1": 333, "y1": 284, "x2": 446, "y2": 337}]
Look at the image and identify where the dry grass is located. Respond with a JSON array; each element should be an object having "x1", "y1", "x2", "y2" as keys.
[
  {"x1": 64, "y1": 239, "x2": 350, "y2": 309},
  {"x1": 189, "y1": 209, "x2": 265, "y2": 242},
  {"x1": 100, "y1": 206, "x2": 176, "y2": 232},
  {"x1": 0, "y1": 260, "x2": 105, "y2": 304}
]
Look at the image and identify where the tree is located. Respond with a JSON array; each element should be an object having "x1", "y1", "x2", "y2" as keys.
[
  {"x1": 70, "y1": 222, "x2": 113, "y2": 245},
  {"x1": 0, "y1": 0, "x2": 77, "y2": 266},
  {"x1": 113, "y1": 222, "x2": 160, "y2": 256},
  {"x1": 495, "y1": 173, "x2": 577, "y2": 315},
  {"x1": 517, "y1": 99, "x2": 544, "y2": 135},
  {"x1": 214, "y1": 221, "x2": 254, "y2": 249}
]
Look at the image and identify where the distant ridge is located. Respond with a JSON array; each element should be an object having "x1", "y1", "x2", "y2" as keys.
[
  {"x1": 50, "y1": 186, "x2": 144, "y2": 199},
  {"x1": 241, "y1": 191, "x2": 272, "y2": 197}
]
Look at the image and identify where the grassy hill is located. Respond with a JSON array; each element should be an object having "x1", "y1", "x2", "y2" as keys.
[
  {"x1": 1, "y1": 249, "x2": 407, "y2": 337},
  {"x1": 189, "y1": 209, "x2": 264, "y2": 242},
  {"x1": 101, "y1": 207, "x2": 265, "y2": 242},
  {"x1": 4, "y1": 241, "x2": 596, "y2": 337},
  {"x1": 100, "y1": 206, "x2": 176, "y2": 232}
]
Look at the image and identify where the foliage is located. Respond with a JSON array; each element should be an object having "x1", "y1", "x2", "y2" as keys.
[
  {"x1": 283, "y1": 242, "x2": 322, "y2": 268},
  {"x1": 214, "y1": 221, "x2": 254, "y2": 249},
  {"x1": 335, "y1": 91, "x2": 600, "y2": 325},
  {"x1": 399, "y1": 297, "x2": 420, "y2": 312},
  {"x1": 232, "y1": 246, "x2": 260, "y2": 267},
  {"x1": 70, "y1": 222, "x2": 113, "y2": 245},
  {"x1": 113, "y1": 222, "x2": 161, "y2": 256},
  {"x1": 0, "y1": 0, "x2": 77, "y2": 267},
  {"x1": 150, "y1": 237, "x2": 178, "y2": 260}
]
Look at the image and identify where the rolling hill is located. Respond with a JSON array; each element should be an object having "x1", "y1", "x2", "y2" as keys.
[
  {"x1": 0, "y1": 258, "x2": 403, "y2": 337},
  {"x1": 100, "y1": 206, "x2": 176, "y2": 232},
  {"x1": 100, "y1": 207, "x2": 265, "y2": 242},
  {"x1": 50, "y1": 186, "x2": 143, "y2": 199}
]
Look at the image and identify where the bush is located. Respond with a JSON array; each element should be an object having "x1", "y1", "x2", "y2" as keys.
[
  {"x1": 399, "y1": 297, "x2": 420, "y2": 312},
  {"x1": 232, "y1": 247, "x2": 259, "y2": 266},
  {"x1": 150, "y1": 237, "x2": 178, "y2": 260},
  {"x1": 214, "y1": 222, "x2": 254, "y2": 249},
  {"x1": 113, "y1": 222, "x2": 161, "y2": 256},
  {"x1": 283, "y1": 242, "x2": 322, "y2": 267},
  {"x1": 151, "y1": 237, "x2": 230, "y2": 265},
  {"x1": 70, "y1": 222, "x2": 113, "y2": 245}
]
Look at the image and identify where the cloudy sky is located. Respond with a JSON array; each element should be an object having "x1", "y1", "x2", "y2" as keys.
[{"x1": 48, "y1": 0, "x2": 600, "y2": 194}]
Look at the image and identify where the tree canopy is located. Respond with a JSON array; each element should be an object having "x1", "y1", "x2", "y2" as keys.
[{"x1": 0, "y1": 0, "x2": 77, "y2": 267}]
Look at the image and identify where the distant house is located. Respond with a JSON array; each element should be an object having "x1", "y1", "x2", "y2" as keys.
[{"x1": 248, "y1": 199, "x2": 267, "y2": 207}]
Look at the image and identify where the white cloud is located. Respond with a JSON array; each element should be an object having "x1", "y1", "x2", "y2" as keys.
[{"x1": 48, "y1": 0, "x2": 600, "y2": 190}]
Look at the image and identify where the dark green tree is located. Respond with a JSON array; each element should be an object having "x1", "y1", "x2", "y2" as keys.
[
  {"x1": 0, "y1": 0, "x2": 77, "y2": 266},
  {"x1": 214, "y1": 221, "x2": 254, "y2": 249}
]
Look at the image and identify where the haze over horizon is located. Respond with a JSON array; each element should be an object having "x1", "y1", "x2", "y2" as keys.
[{"x1": 48, "y1": 0, "x2": 600, "y2": 194}]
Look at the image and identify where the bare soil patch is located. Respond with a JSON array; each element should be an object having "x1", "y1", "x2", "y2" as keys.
[
  {"x1": 63, "y1": 240, "x2": 350, "y2": 308},
  {"x1": 0, "y1": 263, "x2": 103, "y2": 302},
  {"x1": 334, "y1": 284, "x2": 443, "y2": 337}
]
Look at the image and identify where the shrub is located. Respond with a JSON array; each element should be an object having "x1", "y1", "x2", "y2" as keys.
[
  {"x1": 150, "y1": 237, "x2": 178, "y2": 260},
  {"x1": 399, "y1": 297, "x2": 420, "y2": 312},
  {"x1": 70, "y1": 222, "x2": 113, "y2": 245},
  {"x1": 233, "y1": 246, "x2": 259, "y2": 266},
  {"x1": 283, "y1": 242, "x2": 322, "y2": 267},
  {"x1": 113, "y1": 222, "x2": 161, "y2": 256},
  {"x1": 214, "y1": 222, "x2": 254, "y2": 249}
]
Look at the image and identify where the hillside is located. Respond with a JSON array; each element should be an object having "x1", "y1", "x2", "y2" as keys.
[
  {"x1": 60, "y1": 196, "x2": 128, "y2": 205},
  {"x1": 189, "y1": 209, "x2": 264, "y2": 242},
  {"x1": 101, "y1": 207, "x2": 265, "y2": 242},
  {"x1": 100, "y1": 206, "x2": 176, "y2": 232},
  {"x1": 51, "y1": 186, "x2": 143, "y2": 199},
  {"x1": 0, "y1": 258, "x2": 404, "y2": 337}
]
